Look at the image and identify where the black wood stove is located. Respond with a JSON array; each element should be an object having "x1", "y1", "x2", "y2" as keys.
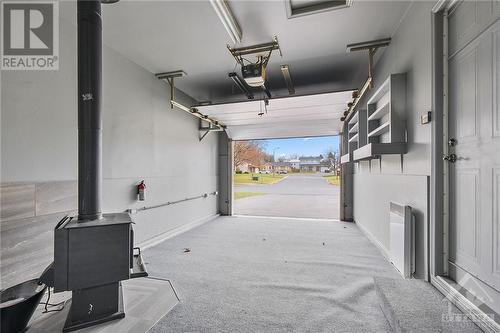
[{"x1": 39, "y1": 1, "x2": 147, "y2": 331}]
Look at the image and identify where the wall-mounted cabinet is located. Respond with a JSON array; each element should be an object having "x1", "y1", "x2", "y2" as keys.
[
  {"x1": 341, "y1": 109, "x2": 367, "y2": 164},
  {"x1": 353, "y1": 73, "x2": 407, "y2": 161}
]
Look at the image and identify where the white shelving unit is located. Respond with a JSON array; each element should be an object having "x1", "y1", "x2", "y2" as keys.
[
  {"x1": 341, "y1": 109, "x2": 367, "y2": 164},
  {"x1": 368, "y1": 121, "x2": 390, "y2": 138},
  {"x1": 353, "y1": 73, "x2": 407, "y2": 161},
  {"x1": 349, "y1": 133, "x2": 359, "y2": 142}
]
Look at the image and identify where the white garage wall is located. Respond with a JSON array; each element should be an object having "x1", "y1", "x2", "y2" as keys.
[
  {"x1": 353, "y1": 2, "x2": 433, "y2": 279},
  {"x1": 1, "y1": 16, "x2": 218, "y2": 244}
]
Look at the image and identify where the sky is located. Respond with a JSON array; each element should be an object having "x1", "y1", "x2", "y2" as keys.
[{"x1": 259, "y1": 136, "x2": 339, "y2": 159}]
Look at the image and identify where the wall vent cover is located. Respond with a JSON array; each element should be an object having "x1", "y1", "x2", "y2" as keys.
[{"x1": 285, "y1": 0, "x2": 353, "y2": 18}]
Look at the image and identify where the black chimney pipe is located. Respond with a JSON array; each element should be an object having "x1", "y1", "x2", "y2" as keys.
[{"x1": 78, "y1": 0, "x2": 102, "y2": 221}]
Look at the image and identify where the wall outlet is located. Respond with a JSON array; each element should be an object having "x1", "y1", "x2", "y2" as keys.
[{"x1": 421, "y1": 111, "x2": 431, "y2": 124}]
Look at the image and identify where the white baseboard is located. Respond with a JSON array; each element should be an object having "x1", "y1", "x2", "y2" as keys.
[
  {"x1": 138, "y1": 214, "x2": 219, "y2": 250},
  {"x1": 232, "y1": 214, "x2": 340, "y2": 222},
  {"x1": 355, "y1": 221, "x2": 391, "y2": 262}
]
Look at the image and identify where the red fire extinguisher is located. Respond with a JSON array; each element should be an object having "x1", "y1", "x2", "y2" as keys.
[{"x1": 137, "y1": 180, "x2": 146, "y2": 201}]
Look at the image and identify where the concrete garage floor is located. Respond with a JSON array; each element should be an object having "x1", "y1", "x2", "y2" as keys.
[
  {"x1": 147, "y1": 215, "x2": 400, "y2": 333},
  {"x1": 234, "y1": 173, "x2": 339, "y2": 219}
]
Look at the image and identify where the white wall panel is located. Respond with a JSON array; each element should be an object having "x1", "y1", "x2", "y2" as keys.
[
  {"x1": 1, "y1": 18, "x2": 218, "y2": 243},
  {"x1": 353, "y1": 2, "x2": 434, "y2": 279},
  {"x1": 354, "y1": 173, "x2": 428, "y2": 278}
]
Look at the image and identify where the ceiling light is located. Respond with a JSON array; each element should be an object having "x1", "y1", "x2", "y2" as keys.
[
  {"x1": 285, "y1": 0, "x2": 353, "y2": 19},
  {"x1": 229, "y1": 72, "x2": 254, "y2": 99},
  {"x1": 280, "y1": 64, "x2": 295, "y2": 95},
  {"x1": 210, "y1": 0, "x2": 242, "y2": 44}
]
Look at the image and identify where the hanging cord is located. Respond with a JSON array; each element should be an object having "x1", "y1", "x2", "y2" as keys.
[
  {"x1": 258, "y1": 95, "x2": 264, "y2": 117},
  {"x1": 37, "y1": 279, "x2": 178, "y2": 314},
  {"x1": 40, "y1": 287, "x2": 66, "y2": 313},
  {"x1": 146, "y1": 276, "x2": 181, "y2": 301}
]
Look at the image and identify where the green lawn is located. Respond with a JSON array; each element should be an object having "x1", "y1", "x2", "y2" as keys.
[
  {"x1": 323, "y1": 174, "x2": 340, "y2": 186},
  {"x1": 234, "y1": 192, "x2": 266, "y2": 200},
  {"x1": 234, "y1": 173, "x2": 285, "y2": 185}
]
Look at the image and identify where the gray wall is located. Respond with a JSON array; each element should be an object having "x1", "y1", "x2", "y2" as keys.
[
  {"x1": 353, "y1": 2, "x2": 433, "y2": 279},
  {"x1": 1, "y1": 14, "x2": 218, "y2": 246}
]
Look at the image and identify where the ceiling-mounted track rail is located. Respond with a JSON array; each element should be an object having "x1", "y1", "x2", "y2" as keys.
[
  {"x1": 169, "y1": 100, "x2": 225, "y2": 130},
  {"x1": 341, "y1": 38, "x2": 391, "y2": 125},
  {"x1": 156, "y1": 72, "x2": 225, "y2": 139}
]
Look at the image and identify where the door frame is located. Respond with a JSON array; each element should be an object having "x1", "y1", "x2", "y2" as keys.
[{"x1": 430, "y1": 1, "x2": 500, "y2": 331}]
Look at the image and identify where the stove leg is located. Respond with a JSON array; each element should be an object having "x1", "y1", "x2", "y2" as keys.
[{"x1": 63, "y1": 282, "x2": 124, "y2": 332}]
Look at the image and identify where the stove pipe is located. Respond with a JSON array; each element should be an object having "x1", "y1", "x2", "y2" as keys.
[{"x1": 77, "y1": 0, "x2": 102, "y2": 221}]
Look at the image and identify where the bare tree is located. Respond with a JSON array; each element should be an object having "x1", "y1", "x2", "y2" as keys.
[
  {"x1": 324, "y1": 147, "x2": 340, "y2": 171},
  {"x1": 234, "y1": 141, "x2": 266, "y2": 169}
]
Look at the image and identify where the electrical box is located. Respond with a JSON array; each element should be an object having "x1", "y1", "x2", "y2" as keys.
[{"x1": 421, "y1": 111, "x2": 431, "y2": 124}]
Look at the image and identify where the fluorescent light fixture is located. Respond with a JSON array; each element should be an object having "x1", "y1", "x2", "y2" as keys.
[
  {"x1": 229, "y1": 72, "x2": 254, "y2": 99},
  {"x1": 210, "y1": 0, "x2": 242, "y2": 44},
  {"x1": 280, "y1": 64, "x2": 295, "y2": 95}
]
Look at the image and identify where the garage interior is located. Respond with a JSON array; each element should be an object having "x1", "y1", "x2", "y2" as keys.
[{"x1": 1, "y1": 0, "x2": 500, "y2": 332}]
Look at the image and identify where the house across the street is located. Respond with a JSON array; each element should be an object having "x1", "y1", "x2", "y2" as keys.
[
  {"x1": 236, "y1": 162, "x2": 260, "y2": 173},
  {"x1": 261, "y1": 162, "x2": 291, "y2": 173},
  {"x1": 299, "y1": 155, "x2": 323, "y2": 172}
]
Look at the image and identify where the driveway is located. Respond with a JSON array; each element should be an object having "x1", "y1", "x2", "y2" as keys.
[{"x1": 234, "y1": 173, "x2": 339, "y2": 219}]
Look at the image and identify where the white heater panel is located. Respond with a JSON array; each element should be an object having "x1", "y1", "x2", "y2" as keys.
[{"x1": 389, "y1": 202, "x2": 415, "y2": 278}]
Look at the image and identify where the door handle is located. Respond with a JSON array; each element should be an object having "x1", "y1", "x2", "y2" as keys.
[
  {"x1": 443, "y1": 154, "x2": 457, "y2": 163},
  {"x1": 448, "y1": 138, "x2": 457, "y2": 146}
]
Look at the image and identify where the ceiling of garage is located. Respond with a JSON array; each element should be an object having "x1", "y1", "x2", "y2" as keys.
[
  {"x1": 60, "y1": 0, "x2": 411, "y2": 104},
  {"x1": 60, "y1": 0, "x2": 412, "y2": 140}
]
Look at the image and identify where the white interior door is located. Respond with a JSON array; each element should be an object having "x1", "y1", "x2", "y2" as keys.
[{"x1": 448, "y1": 13, "x2": 500, "y2": 314}]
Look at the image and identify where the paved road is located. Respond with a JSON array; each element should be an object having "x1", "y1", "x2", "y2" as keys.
[{"x1": 234, "y1": 173, "x2": 339, "y2": 219}]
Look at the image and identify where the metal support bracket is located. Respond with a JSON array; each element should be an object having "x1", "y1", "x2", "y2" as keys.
[
  {"x1": 155, "y1": 70, "x2": 186, "y2": 109},
  {"x1": 227, "y1": 35, "x2": 282, "y2": 65},
  {"x1": 341, "y1": 38, "x2": 392, "y2": 125},
  {"x1": 199, "y1": 119, "x2": 224, "y2": 141},
  {"x1": 156, "y1": 71, "x2": 226, "y2": 138}
]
